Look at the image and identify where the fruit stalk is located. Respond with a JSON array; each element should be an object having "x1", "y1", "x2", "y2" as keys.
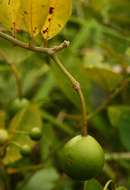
[{"x1": 51, "y1": 55, "x2": 88, "y2": 136}]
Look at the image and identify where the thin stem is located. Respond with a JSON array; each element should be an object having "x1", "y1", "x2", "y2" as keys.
[
  {"x1": 9, "y1": 63, "x2": 22, "y2": 98},
  {"x1": 103, "y1": 180, "x2": 114, "y2": 190},
  {"x1": 11, "y1": 130, "x2": 28, "y2": 135},
  {"x1": 78, "y1": 88, "x2": 87, "y2": 135},
  {"x1": 51, "y1": 55, "x2": 88, "y2": 136},
  {"x1": 105, "y1": 152, "x2": 130, "y2": 161},
  {"x1": 0, "y1": 50, "x2": 22, "y2": 98},
  {"x1": 103, "y1": 163, "x2": 116, "y2": 180},
  {"x1": 0, "y1": 31, "x2": 70, "y2": 55},
  {"x1": 83, "y1": 182, "x2": 86, "y2": 190},
  {"x1": 76, "y1": 0, "x2": 84, "y2": 17}
]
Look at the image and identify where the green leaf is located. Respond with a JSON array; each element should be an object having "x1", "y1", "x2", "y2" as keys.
[
  {"x1": 83, "y1": 49, "x2": 123, "y2": 91},
  {"x1": 84, "y1": 179, "x2": 102, "y2": 190},
  {"x1": 108, "y1": 0, "x2": 130, "y2": 29},
  {"x1": 19, "y1": 168, "x2": 59, "y2": 190},
  {"x1": 108, "y1": 106, "x2": 130, "y2": 128},
  {"x1": 84, "y1": 64, "x2": 122, "y2": 91},
  {"x1": 89, "y1": 0, "x2": 108, "y2": 12},
  {"x1": 0, "y1": 39, "x2": 32, "y2": 64},
  {"x1": 33, "y1": 72, "x2": 55, "y2": 105},
  {"x1": 40, "y1": 124, "x2": 59, "y2": 161},
  {"x1": 3, "y1": 103, "x2": 42, "y2": 164},
  {"x1": 108, "y1": 106, "x2": 130, "y2": 150}
]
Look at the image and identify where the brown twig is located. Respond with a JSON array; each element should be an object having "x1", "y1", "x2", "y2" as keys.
[{"x1": 0, "y1": 31, "x2": 70, "y2": 55}]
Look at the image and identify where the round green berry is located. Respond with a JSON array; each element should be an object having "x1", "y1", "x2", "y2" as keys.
[
  {"x1": 9, "y1": 98, "x2": 29, "y2": 115},
  {"x1": 20, "y1": 144, "x2": 32, "y2": 157},
  {"x1": 59, "y1": 135, "x2": 104, "y2": 180},
  {"x1": 29, "y1": 127, "x2": 42, "y2": 141},
  {"x1": 0, "y1": 129, "x2": 9, "y2": 146}
]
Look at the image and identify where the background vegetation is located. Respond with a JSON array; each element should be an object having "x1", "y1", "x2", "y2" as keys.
[{"x1": 0, "y1": 0, "x2": 130, "y2": 189}]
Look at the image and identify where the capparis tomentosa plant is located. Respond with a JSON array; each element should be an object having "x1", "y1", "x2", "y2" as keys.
[{"x1": 0, "y1": 0, "x2": 129, "y2": 190}]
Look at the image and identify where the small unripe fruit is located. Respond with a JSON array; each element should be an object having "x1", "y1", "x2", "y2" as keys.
[
  {"x1": 20, "y1": 145, "x2": 32, "y2": 157},
  {"x1": 59, "y1": 135, "x2": 104, "y2": 180},
  {"x1": 0, "y1": 129, "x2": 9, "y2": 146},
  {"x1": 9, "y1": 98, "x2": 29, "y2": 115},
  {"x1": 29, "y1": 127, "x2": 42, "y2": 141}
]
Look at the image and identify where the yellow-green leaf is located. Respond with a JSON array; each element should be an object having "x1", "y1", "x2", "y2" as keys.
[
  {"x1": 0, "y1": 0, "x2": 21, "y2": 33},
  {"x1": 20, "y1": 0, "x2": 49, "y2": 37},
  {"x1": 41, "y1": 0, "x2": 72, "y2": 40},
  {"x1": 3, "y1": 103, "x2": 42, "y2": 164}
]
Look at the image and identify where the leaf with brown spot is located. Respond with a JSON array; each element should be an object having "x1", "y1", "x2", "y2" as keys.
[
  {"x1": 0, "y1": 0, "x2": 21, "y2": 34},
  {"x1": 41, "y1": 0, "x2": 72, "y2": 40},
  {"x1": 20, "y1": 0, "x2": 49, "y2": 37}
]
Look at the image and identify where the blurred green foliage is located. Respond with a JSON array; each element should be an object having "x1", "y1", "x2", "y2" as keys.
[{"x1": 0, "y1": 0, "x2": 130, "y2": 189}]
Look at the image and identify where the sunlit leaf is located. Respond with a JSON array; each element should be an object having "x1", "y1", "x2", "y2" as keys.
[
  {"x1": 83, "y1": 49, "x2": 123, "y2": 91},
  {"x1": 42, "y1": 0, "x2": 72, "y2": 40},
  {"x1": 0, "y1": 0, "x2": 21, "y2": 34},
  {"x1": 20, "y1": 0, "x2": 49, "y2": 37}
]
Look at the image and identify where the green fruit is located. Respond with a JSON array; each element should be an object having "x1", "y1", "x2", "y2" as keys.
[
  {"x1": 0, "y1": 129, "x2": 9, "y2": 146},
  {"x1": 20, "y1": 145, "x2": 32, "y2": 157},
  {"x1": 9, "y1": 98, "x2": 29, "y2": 115},
  {"x1": 59, "y1": 135, "x2": 104, "y2": 180},
  {"x1": 29, "y1": 127, "x2": 42, "y2": 141}
]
